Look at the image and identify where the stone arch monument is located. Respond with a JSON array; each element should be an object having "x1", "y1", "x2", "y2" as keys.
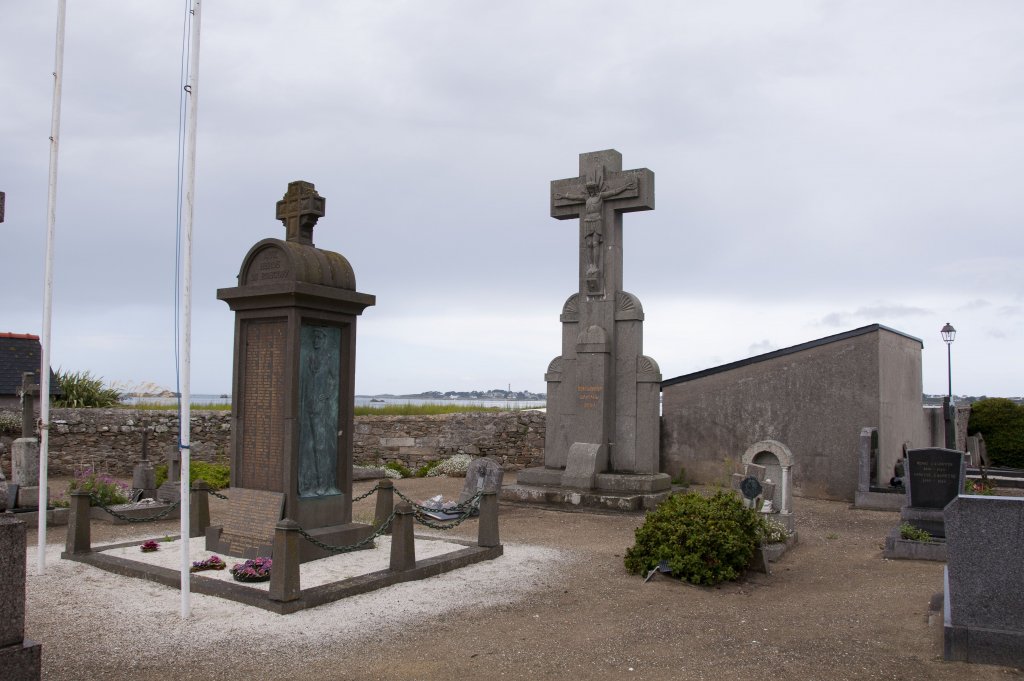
[{"x1": 742, "y1": 439, "x2": 794, "y2": 530}]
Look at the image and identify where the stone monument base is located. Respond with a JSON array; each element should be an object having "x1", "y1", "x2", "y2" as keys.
[
  {"x1": 503, "y1": 468, "x2": 674, "y2": 511},
  {"x1": 854, "y1": 487, "x2": 905, "y2": 511},
  {"x1": 0, "y1": 640, "x2": 42, "y2": 681},
  {"x1": 206, "y1": 522, "x2": 375, "y2": 563}
]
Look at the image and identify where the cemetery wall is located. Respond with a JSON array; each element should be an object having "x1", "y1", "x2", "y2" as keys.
[
  {"x1": 660, "y1": 325, "x2": 927, "y2": 502},
  {"x1": 0, "y1": 408, "x2": 545, "y2": 477}
]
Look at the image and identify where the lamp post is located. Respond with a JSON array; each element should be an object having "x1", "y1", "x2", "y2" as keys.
[{"x1": 941, "y1": 322, "x2": 956, "y2": 400}]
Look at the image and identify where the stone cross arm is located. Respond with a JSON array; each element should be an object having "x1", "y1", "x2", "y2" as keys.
[
  {"x1": 550, "y1": 149, "x2": 654, "y2": 220},
  {"x1": 276, "y1": 180, "x2": 326, "y2": 247}
]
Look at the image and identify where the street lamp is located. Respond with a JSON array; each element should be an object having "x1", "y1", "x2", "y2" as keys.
[{"x1": 941, "y1": 322, "x2": 956, "y2": 400}]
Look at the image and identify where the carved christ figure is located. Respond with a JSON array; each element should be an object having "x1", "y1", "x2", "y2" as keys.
[{"x1": 554, "y1": 174, "x2": 637, "y2": 293}]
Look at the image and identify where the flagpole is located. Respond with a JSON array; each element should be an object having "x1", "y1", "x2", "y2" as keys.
[
  {"x1": 179, "y1": 0, "x2": 203, "y2": 618},
  {"x1": 38, "y1": 0, "x2": 68, "y2": 576}
]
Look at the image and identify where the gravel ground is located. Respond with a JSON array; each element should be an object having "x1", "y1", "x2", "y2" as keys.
[{"x1": 19, "y1": 475, "x2": 1024, "y2": 680}]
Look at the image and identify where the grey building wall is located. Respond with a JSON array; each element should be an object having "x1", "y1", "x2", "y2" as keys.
[{"x1": 660, "y1": 325, "x2": 926, "y2": 501}]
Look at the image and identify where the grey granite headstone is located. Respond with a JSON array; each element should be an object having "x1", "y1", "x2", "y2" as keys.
[
  {"x1": 856, "y1": 426, "x2": 877, "y2": 493},
  {"x1": 459, "y1": 457, "x2": 504, "y2": 504},
  {"x1": 944, "y1": 495, "x2": 1024, "y2": 666},
  {"x1": 0, "y1": 469, "x2": 7, "y2": 512}
]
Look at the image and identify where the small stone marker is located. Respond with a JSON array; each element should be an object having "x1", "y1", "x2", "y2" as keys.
[
  {"x1": 458, "y1": 458, "x2": 504, "y2": 504},
  {"x1": 20, "y1": 372, "x2": 38, "y2": 439},
  {"x1": 213, "y1": 488, "x2": 285, "y2": 558}
]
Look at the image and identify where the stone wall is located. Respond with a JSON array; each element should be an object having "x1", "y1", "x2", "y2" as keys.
[{"x1": 0, "y1": 408, "x2": 545, "y2": 478}]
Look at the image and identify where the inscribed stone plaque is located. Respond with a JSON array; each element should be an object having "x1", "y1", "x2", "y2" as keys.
[
  {"x1": 244, "y1": 248, "x2": 292, "y2": 285},
  {"x1": 219, "y1": 488, "x2": 285, "y2": 556},
  {"x1": 298, "y1": 324, "x2": 341, "y2": 497},
  {"x1": 907, "y1": 448, "x2": 962, "y2": 509},
  {"x1": 240, "y1": 319, "x2": 286, "y2": 492}
]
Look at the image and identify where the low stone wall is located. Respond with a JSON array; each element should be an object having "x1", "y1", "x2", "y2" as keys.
[
  {"x1": 0, "y1": 408, "x2": 545, "y2": 478},
  {"x1": 353, "y1": 411, "x2": 545, "y2": 470}
]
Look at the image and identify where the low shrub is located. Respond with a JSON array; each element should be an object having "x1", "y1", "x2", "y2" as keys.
[
  {"x1": 899, "y1": 522, "x2": 932, "y2": 542},
  {"x1": 155, "y1": 460, "x2": 231, "y2": 490},
  {"x1": 384, "y1": 461, "x2": 412, "y2": 478},
  {"x1": 415, "y1": 460, "x2": 442, "y2": 477},
  {"x1": 624, "y1": 491, "x2": 762, "y2": 586}
]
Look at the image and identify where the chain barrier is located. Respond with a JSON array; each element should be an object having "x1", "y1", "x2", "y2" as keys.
[
  {"x1": 295, "y1": 511, "x2": 396, "y2": 554},
  {"x1": 392, "y1": 487, "x2": 479, "y2": 515},
  {"x1": 351, "y1": 483, "x2": 381, "y2": 502},
  {"x1": 88, "y1": 494, "x2": 182, "y2": 523},
  {"x1": 411, "y1": 492, "x2": 482, "y2": 531}
]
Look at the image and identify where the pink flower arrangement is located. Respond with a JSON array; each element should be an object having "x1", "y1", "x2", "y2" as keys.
[
  {"x1": 140, "y1": 540, "x2": 160, "y2": 553},
  {"x1": 230, "y1": 557, "x2": 272, "y2": 583},
  {"x1": 190, "y1": 555, "x2": 227, "y2": 572}
]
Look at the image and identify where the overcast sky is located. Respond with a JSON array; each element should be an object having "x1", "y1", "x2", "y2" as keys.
[{"x1": 3, "y1": 1, "x2": 1022, "y2": 397}]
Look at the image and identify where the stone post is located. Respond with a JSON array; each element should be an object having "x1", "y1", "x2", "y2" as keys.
[
  {"x1": 477, "y1": 491, "x2": 500, "y2": 548},
  {"x1": 20, "y1": 372, "x2": 38, "y2": 440},
  {"x1": 189, "y1": 480, "x2": 211, "y2": 538},
  {"x1": 0, "y1": 516, "x2": 42, "y2": 679},
  {"x1": 268, "y1": 519, "x2": 301, "y2": 603},
  {"x1": 389, "y1": 502, "x2": 415, "y2": 572},
  {"x1": 374, "y1": 479, "x2": 394, "y2": 534},
  {"x1": 66, "y1": 490, "x2": 91, "y2": 555}
]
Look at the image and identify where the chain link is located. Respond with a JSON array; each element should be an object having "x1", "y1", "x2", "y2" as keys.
[
  {"x1": 351, "y1": 483, "x2": 381, "y2": 502},
  {"x1": 295, "y1": 511, "x2": 396, "y2": 554},
  {"x1": 88, "y1": 495, "x2": 182, "y2": 523},
  {"x1": 392, "y1": 487, "x2": 480, "y2": 515},
  {"x1": 190, "y1": 485, "x2": 228, "y2": 501}
]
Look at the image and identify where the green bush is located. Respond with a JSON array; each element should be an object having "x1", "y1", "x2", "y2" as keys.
[
  {"x1": 968, "y1": 398, "x2": 1024, "y2": 469},
  {"x1": 415, "y1": 460, "x2": 442, "y2": 477},
  {"x1": 155, "y1": 460, "x2": 230, "y2": 490},
  {"x1": 384, "y1": 461, "x2": 412, "y2": 478},
  {"x1": 624, "y1": 491, "x2": 762, "y2": 586},
  {"x1": 53, "y1": 369, "x2": 122, "y2": 408}
]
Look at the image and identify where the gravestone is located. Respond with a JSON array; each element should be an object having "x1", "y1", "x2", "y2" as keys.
[
  {"x1": 0, "y1": 516, "x2": 43, "y2": 679},
  {"x1": 943, "y1": 495, "x2": 1024, "y2": 666},
  {"x1": 20, "y1": 372, "x2": 38, "y2": 440},
  {"x1": 458, "y1": 458, "x2": 504, "y2": 504},
  {"x1": 900, "y1": 447, "x2": 964, "y2": 539},
  {"x1": 883, "y1": 447, "x2": 964, "y2": 561},
  {"x1": 509, "y1": 150, "x2": 669, "y2": 511},
  {"x1": 131, "y1": 430, "x2": 157, "y2": 500},
  {"x1": 210, "y1": 180, "x2": 376, "y2": 562}
]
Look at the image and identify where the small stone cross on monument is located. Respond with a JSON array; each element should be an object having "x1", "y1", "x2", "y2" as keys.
[
  {"x1": 275, "y1": 180, "x2": 326, "y2": 246},
  {"x1": 550, "y1": 150, "x2": 654, "y2": 299},
  {"x1": 20, "y1": 372, "x2": 39, "y2": 439}
]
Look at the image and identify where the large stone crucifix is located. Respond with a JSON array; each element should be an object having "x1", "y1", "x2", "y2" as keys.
[
  {"x1": 550, "y1": 149, "x2": 654, "y2": 299},
  {"x1": 276, "y1": 180, "x2": 326, "y2": 247}
]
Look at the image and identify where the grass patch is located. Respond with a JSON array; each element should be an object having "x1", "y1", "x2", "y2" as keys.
[
  {"x1": 124, "y1": 402, "x2": 231, "y2": 411},
  {"x1": 354, "y1": 402, "x2": 528, "y2": 416}
]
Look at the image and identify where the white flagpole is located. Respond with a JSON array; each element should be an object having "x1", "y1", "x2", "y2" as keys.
[
  {"x1": 179, "y1": 0, "x2": 203, "y2": 619},
  {"x1": 38, "y1": 0, "x2": 68, "y2": 576}
]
